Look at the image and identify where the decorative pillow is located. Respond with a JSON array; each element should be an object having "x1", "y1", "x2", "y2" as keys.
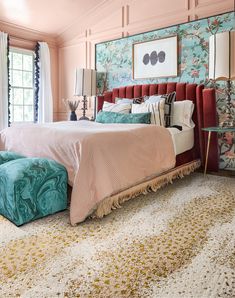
[
  {"x1": 102, "y1": 101, "x2": 131, "y2": 114},
  {"x1": 172, "y1": 100, "x2": 195, "y2": 128},
  {"x1": 115, "y1": 97, "x2": 134, "y2": 104},
  {"x1": 144, "y1": 95, "x2": 162, "y2": 103},
  {"x1": 160, "y1": 91, "x2": 176, "y2": 127},
  {"x1": 0, "y1": 151, "x2": 25, "y2": 165},
  {"x1": 96, "y1": 111, "x2": 151, "y2": 124},
  {"x1": 144, "y1": 92, "x2": 176, "y2": 127},
  {"x1": 131, "y1": 99, "x2": 165, "y2": 126},
  {"x1": 133, "y1": 97, "x2": 145, "y2": 104},
  {"x1": 115, "y1": 97, "x2": 144, "y2": 104}
]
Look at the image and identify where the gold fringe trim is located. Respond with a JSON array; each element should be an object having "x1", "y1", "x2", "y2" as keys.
[{"x1": 92, "y1": 159, "x2": 201, "y2": 219}]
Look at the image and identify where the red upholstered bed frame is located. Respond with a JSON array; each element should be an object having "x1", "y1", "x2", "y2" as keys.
[{"x1": 97, "y1": 82, "x2": 219, "y2": 172}]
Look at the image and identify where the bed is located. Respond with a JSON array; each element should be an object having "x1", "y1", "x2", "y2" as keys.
[{"x1": 0, "y1": 82, "x2": 218, "y2": 225}]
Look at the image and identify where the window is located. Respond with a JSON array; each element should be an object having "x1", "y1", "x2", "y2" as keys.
[{"x1": 9, "y1": 48, "x2": 35, "y2": 123}]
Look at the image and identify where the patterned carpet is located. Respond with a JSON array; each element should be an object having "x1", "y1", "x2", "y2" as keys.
[{"x1": 0, "y1": 173, "x2": 235, "y2": 298}]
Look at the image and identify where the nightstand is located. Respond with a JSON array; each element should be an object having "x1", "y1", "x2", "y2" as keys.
[{"x1": 202, "y1": 126, "x2": 235, "y2": 176}]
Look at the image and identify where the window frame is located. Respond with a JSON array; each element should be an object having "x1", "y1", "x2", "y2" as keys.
[{"x1": 9, "y1": 47, "x2": 35, "y2": 124}]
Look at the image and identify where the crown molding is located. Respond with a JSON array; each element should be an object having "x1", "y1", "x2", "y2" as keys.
[{"x1": 0, "y1": 20, "x2": 57, "y2": 47}]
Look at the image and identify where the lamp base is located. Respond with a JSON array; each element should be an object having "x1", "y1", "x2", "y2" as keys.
[
  {"x1": 219, "y1": 80, "x2": 235, "y2": 128},
  {"x1": 79, "y1": 116, "x2": 89, "y2": 121},
  {"x1": 79, "y1": 95, "x2": 89, "y2": 121}
]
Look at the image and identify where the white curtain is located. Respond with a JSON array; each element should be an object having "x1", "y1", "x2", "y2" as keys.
[
  {"x1": 38, "y1": 42, "x2": 53, "y2": 123},
  {"x1": 0, "y1": 32, "x2": 9, "y2": 131}
]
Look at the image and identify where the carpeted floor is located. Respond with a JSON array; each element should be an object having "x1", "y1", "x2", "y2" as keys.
[{"x1": 0, "y1": 173, "x2": 235, "y2": 298}]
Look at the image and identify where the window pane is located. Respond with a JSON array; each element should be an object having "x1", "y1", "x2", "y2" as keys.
[
  {"x1": 12, "y1": 52, "x2": 22, "y2": 69},
  {"x1": 9, "y1": 70, "x2": 13, "y2": 85},
  {"x1": 9, "y1": 105, "x2": 13, "y2": 122},
  {"x1": 9, "y1": 88, "x2": 13, "y2": 103},
  {"x1": 23, "y1": 71, "x2": 33, "y2": 88},
  {"x1": 9, "y1": 48, "x2": 35, "y2": 124},
  {"x1": 12, "y1": 70, "x2": 22, "y2": 86},
  {"x1": 24, "y1": 89, "x2": 34, "y2": 105},
  {"x1": 13, "y1": 88, "x2": 23, "y2": 105},
  {"x1": 23, "y1": 55, "x2": 33, "y2": 71},
  {"x1": 13, "y1": 106, "x2": 23, "y2": 122},
  {"x1": 24, "y1": 106, "x2": 34, "y2": 121},
  {"x1": 9, "y1": 52, "x2": 12, "y2": 69}
]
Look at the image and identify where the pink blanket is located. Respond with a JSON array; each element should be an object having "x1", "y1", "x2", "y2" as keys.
[{"x1": 0, "y1": 121, "x2": 175, "y2": 225}]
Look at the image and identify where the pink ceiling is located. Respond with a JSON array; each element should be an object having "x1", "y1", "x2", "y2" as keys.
[{"x1": 0, "y1": 0, "x2": 106, "y2": 36}]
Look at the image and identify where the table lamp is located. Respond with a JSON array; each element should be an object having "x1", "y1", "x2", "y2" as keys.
[
  {"x1": 74, "y1": 68, "x2": 96, "y2": 120},
  {"x1": 209, "y1": 31, "x2": 235, "y2": 127}
]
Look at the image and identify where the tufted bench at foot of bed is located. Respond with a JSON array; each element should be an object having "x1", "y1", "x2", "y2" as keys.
[{"x1": 0, "y1": 157, "x2": 68, "y2": 226}]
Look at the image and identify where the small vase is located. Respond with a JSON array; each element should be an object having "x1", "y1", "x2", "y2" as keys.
[{"x1": 70, "y1": 111, "x2": 77, "y2": 121}]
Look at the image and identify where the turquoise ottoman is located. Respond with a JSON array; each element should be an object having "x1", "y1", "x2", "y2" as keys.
[
  {"x1": 0, "y1": 151, "x2": 25, "y2": 165},
  {"x1": 0, "y1": 158, "x2": 68, "y2": 226}
]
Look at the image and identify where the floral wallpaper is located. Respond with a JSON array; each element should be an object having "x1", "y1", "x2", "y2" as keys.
[{"x1": 96, "y1": 12, "x2": 235, "y2": 171}]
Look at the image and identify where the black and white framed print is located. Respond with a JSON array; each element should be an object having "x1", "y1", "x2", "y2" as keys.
[{"x1": 132, "y1": 35, "x2": 178, "y2": 79}]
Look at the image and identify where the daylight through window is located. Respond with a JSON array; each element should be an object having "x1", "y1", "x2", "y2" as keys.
[{"x1": 9, "y1": 48, "x2": 34, "y2": 123}]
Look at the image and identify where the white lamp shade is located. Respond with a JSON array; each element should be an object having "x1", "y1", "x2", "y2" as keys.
[
  {"x1": 209, "y1": 31, "x2": 235, "y2": 81},
  {"x1": 74, "y1": 68, "x2": 96, "y2": 96}
]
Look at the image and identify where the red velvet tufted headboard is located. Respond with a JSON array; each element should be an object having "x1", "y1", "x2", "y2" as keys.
[{"x1": 97, "y1": 83, "x2": 218, "y2": 172}]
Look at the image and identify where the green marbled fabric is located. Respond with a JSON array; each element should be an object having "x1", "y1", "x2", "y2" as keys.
[
  {"x1": 96, "y1": 111, "x2": 151, "y2": 124},
  {"x1": 0, "y1": 158, "x2": 68, "y2": 226},
  {"x1": 0, "y1": 151, "x2": 25, "y2": 165}
]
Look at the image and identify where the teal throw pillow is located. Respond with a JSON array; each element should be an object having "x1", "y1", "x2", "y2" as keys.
[{"x1": 96, "y1": 111, "x2": 151, "y2": 124}]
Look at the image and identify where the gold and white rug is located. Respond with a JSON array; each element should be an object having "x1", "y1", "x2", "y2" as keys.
[{"x1": 0, "y1": 173, "x2": 235, "y2": 297}]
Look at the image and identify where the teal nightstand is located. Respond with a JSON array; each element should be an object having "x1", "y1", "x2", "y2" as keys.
[{"x1": 202, "y1": 126, "x2": 235, "y2": 176}]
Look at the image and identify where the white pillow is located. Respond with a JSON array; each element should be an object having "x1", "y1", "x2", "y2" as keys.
[
  {"x1": 131, "y1": 99, "x2": 165, "y2": 126},
  {"x1": 145, "y1": 92, "x2": 176, "y2": 127},
  {"x1": 172, "y1": 100, "x2": 195, "y2": 128},
  {"x1": 102, "y1": 101, "x2": 131, "y2": 114},
  {"x1": 115, "y1": 97, "x2": 134, "y2": 104},
  {"x1": 144, "y1": 95, "x2": 162, "y2": 103}
]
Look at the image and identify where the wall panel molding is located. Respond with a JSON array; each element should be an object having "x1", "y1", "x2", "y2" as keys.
[
  {"x1": 128, "y1": 0, "x2": 189, "y2": 28},
  {"x1": 126, "y1": 14, "x2": 190, "y2": 36},
  {"x1": 89, "y1": 31, "x2": 124, "y2": 44},
  {"x1": 185, "y1": 0, "x2": 190, "y2": 10},
  {"x1": 195, "y1": 0, "x2": 233, "y2": 8},
  {"x1": 126, "y1": 5, "x2": 130, "y2": 26},
  {"x1": 89, "y1": 8, "x2": 123, "y2": 37},
  {"x1": 122, "y1": 6, "x2": 125, "y2": 27}
]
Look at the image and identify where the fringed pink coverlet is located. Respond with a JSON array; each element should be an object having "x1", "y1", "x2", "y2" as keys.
[{"x1": 0, "y1": 121, "x2": 176, "y2": 225}]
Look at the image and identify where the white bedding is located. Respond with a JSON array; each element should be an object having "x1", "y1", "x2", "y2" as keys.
[{"x1": 167, "y1": 127, "x2": 194, "y2": 155}]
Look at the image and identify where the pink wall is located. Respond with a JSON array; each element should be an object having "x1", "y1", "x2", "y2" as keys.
[
  {"x1": 0, "y1": 21, "x2": 59, "y2": 121},
  {"x1": 57, "y1": 0, "x2": 234, "y2": 120},
  {"x1": 57, "y1": 42, "x2": 86, "y2": 120}
]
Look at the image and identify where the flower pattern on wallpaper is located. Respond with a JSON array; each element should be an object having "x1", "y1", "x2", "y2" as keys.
[{"x1": 96, "y1": 12, "x2": 235, "y2": 170}]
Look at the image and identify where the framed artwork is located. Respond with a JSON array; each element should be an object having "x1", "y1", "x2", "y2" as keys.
[{"x1": 132, "y1": 35, "x2": 178, "y2": 79}]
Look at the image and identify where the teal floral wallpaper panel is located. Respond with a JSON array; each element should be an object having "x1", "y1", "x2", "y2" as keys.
[{"x1": 96, "y1": 12, "x2": 235, "y2": 171}]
